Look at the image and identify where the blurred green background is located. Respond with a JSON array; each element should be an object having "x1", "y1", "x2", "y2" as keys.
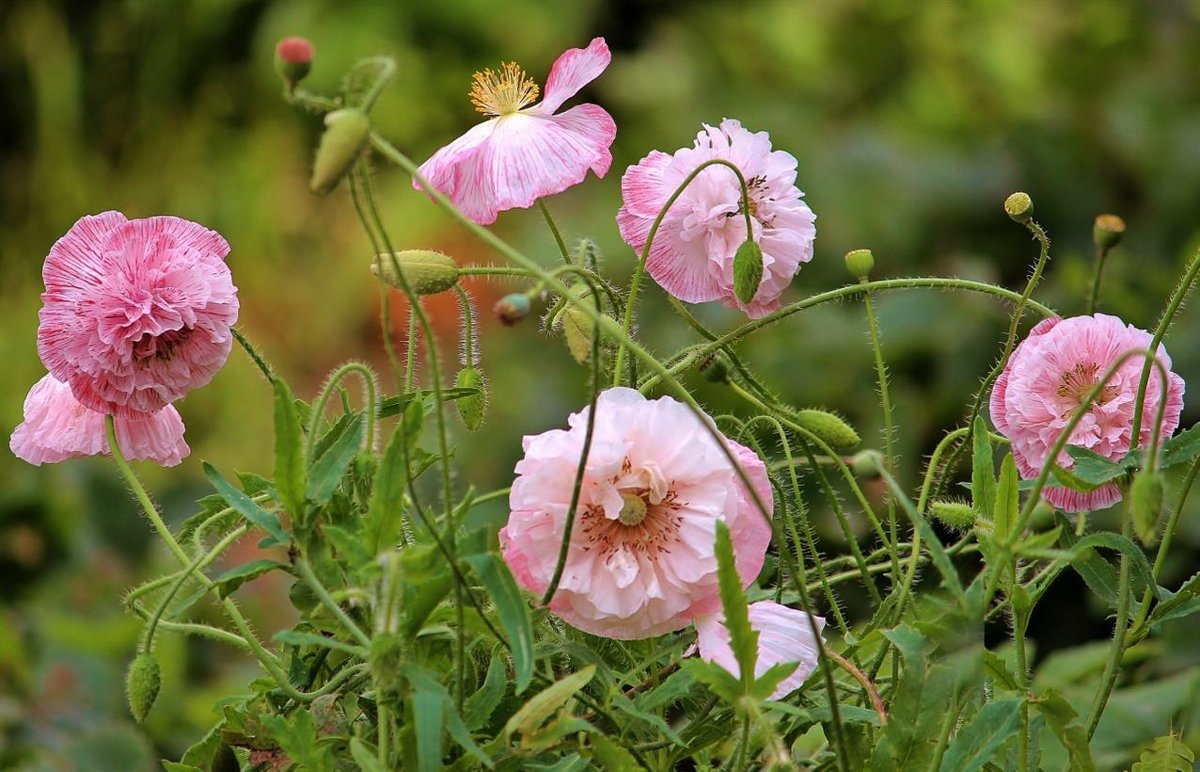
[{"x1": 3, "y1": 0, "x2": 1200, "y2": 768}]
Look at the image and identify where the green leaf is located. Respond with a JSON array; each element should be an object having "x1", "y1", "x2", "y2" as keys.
[
  {"x1": 212, "y1": 559, "x2": 290, "y2": 600},
  {"x1": 411, "y1": 679, "x2": 444, "y2": 772},
  {"x1": 273, "y1": 379, "x2": 307, "y2": 524},
  {"x1": 1131, "y1": 733, "x2": 1194, "y2": 772},
  {"x1": 679, "y1": 659, "x2": 742, "y2": 704},
  {"x1": 1033, "y1": 689, "x2": 1096, "y2": 772},
  {"x1": 1069, "y1": 532, "x2": 1159, "y2": 601},
  {"x1": 1157, "y1": 423, "x2": 1200, "y2": 469},
  {"x1": 462, "y1": 553, "x2": 534, "y2": 693},
  {"x1": 881, "y1": 476, "x2": 966, "y2": 605},
  {"x1": 715, "y1": 520, "x2": 757, "y2": 691},
  {"x1": 983, "y1": 650, "x2": 1021, "y2": 692},
  {"x1": 179, "y1": 720, "x2": 227, "y2": 769},
  {"x1": 273, "y1": 630, "x2": 367, "y2": 657},
  {"x1": 972, "y1": 416, "x2": 996, "y2": 520},
  {"x1": 306, "y1": 412, "x2": 364, "y2": 503},
  {"x1": 365, "y1": 418, "x2": 410, "y2": 556},
  {"x1": 349, "y1": 738, "x2": 387, "y2": 772},
  {"x1": 503, "y1": 665, "x2": 596, "y2": 742},
  {"x1": 377, "y1": 387, "x2": 478, "y2": 418},
  {"x1": 1056, "y1": 513, "x2": 1118, "y2": 607},
  {"x1": 994, "y1": 453, "x2": 1018, "y2": 541},
  {"x1": 404, "y1": 665, "x2": 493, "y2": 769},
  {"x1": 464, "y1": 651, "x2": 509, "y2": 731},
  {"x1": 752, "y1": 660, "x2": 800, "y2": 701},
  {"x1": 588, "y1": 734, "x2": 641, "y2": 771},
  {"x1": 161, "y1": 763, "x2": 202, "y2": 772},
  {"x1": 259, "y1": 710, "x2": 335, "y2": 772},
  {"x1": 203, "y1": 462, "x2": 289, "y2": 545},
  {"x1": 1065, "y1": 445, "x2": 1134, "y2": 485},
  {"x1": 322, "y1": 524, "x2": 374, "y2": 576},
  {"x1": 939, "y1": 697, "x2": 1023, "y2": 772},
  {"x1": 1150, "y1": 571, "x2": 1200, "y2": 625},
  {"x1": 611, "y1": 692, "x2": 685, "y2": 747}
]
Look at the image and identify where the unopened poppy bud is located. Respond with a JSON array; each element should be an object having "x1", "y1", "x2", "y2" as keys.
[
  {"x1": 310, "y1": 108, "x2": 370, "y2": 195},
  {"x1": 700, "y1": 353, "x2": 730, "y2": 383},
  {"x1": 560, "y1": 284, "x2": 597, "y2": 364},
  {"x1": 844, "y1": 249, "x2": 875, "y2": 281},
  {"x1": 494, "y1": 293, "x2": 531, "y2": 326},
  {"x1": 1130, "y1": 470, "x2": 1164, "y2": 546},
  {"x1": 732, "y1": 239, "x2": 764, "y2": 305},
  {"x1": 274, "y1": 37, "x2": 314, "y2": 89},
  {"x1": 1004, "y1": 192, "x2": 1034, "y2": 223},
  {"x1": 931, "y1": 500, "x2": 976, "y2": 530},
  {"x1": 372, "y1": 250, "x2": 460, "y2": 295},
  {"x1": 793, "y1": 409, "x2": 861, "y2": 449},
  {"x1": 851, "y1": 449, "x2": 885, "y2": 479},
  {"x1": 1093, "y1": 214, "x2": 1126, "y2": 251},
  {"x1": 454, "y1": 367, "x2": 487, "y2": 431},
  {"x1": 126, "y1": 653, "x2": 161, "y2": 723}
]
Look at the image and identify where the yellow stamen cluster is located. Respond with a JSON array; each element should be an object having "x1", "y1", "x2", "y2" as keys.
[{"x1": 469, "y1": 62, "x2": 539, "y2": 116}]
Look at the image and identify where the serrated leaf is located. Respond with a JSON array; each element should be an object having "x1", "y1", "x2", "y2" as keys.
[
  {"x1": 1070, "y1": 532, "x2": 1158, "y2": 601},
  {"x1": 212, "y1": 559, "x2": 290, "y2": 600},
  {"x1": 259, "y1": 710, "x2": 335, "y2": 772},
  {"x1": 504, "y1": 665, "x2": 596, "y2": 742},
  {"x1": 1149, "y1": 571, "x2": 1200, "y2": 626},
  {"x1": 306, "y1": 412, "x2": 364, "y2": 503},
  {"x1": 405, "y1": 665, "x2": 493, "y2": 768},
  {"x1": 611, "y1": 692, "x2": 685, "y2": 747},
  {"x1": 462, "y1": 553, "x2": 534, "y2": 693},
  {"x1": 1157, "y1": 423, "x2": 1200, "y2": 469},
  {"x1": 322, "y1": 524, "x2": 374, "y2": 575},
  {"x1": 1033, "y1": 689, "x2": 1096, "y2": 772},
  {"x1": 589, "y1": 734, "x2": 640, "y2": 771},
  {"x1": 752, "y1": 660, "x2": 800, "y2": 701},
  {"x1": 939, "y1": 698, "x2": 1023, "y2": 772},
  {"x1": 377, "y1": 387, "x2": 478, "y2": 418},
  {"x1": 715, "y1": 520, "x2": 757, "y2": 691},
  {"x1": 365, "y1": 418, "x2": 410, "y2": 556},
  {"x1": 679, "y1": 659, "x2": 742, "y2": 704},
  {"x1": 1131, "y1": 733, "x2": 1194, "y2": 772},
  {"x1": 995, "y1": 453, "x2": 1018, "y2": 540},
  {"x1": 179, "y1": 720, "x2": 226, "y2": 769},
  {"x1": 972, "y1": 416, "x2": 996, "y2": 520},
  {"x1": 273, "y1": 630, "x2": 366, "y2": 657},
  {"x1": 464, "y1": 651, "x2": 508, "y2": 731},
  {"x1": 203, "y1": 462, "x2": 289, "y2": 546},
  {"x1": 273, "y1": 379, "x2": 307, "y2": 523}
]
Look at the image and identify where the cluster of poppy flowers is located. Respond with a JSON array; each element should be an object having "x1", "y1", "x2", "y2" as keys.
[{"x1": 11, "y1": 36, "x2": 1187, "y2": 698}]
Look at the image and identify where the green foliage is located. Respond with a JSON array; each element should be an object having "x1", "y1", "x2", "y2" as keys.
[{"x1": 1132, "y1": 734, "x2": 1195, "y2": 772}]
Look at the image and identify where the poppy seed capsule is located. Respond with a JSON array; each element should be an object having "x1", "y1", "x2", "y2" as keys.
[
  {"x1": 1093, "y1": 214, "x2": 1126, "y2": 251},
  {"x1": 310, "y1": 108, "x2": 370, "y2": 195},
  {"x1": 732, "y1": 239, "x2": 764, "y2": 304},
  {"x1": 126, "y1": 653, "x2": 161, "y2": 723},
  {"x1": 1004, "y1": 192, "x2": 1034, "y2": 223},
  {"x1": 844, "y1": 249, "x2": 875, "y2": 281},
  {"x1": 372, "y1": 250, "x2": 460, "y2": 295},
  {"x1": 274, "y1": 37, "x2": 314, "y2": 88}
]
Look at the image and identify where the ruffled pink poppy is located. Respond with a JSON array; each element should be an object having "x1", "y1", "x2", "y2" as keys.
[
  {"x1": 694, "y1": 601, "x2": 825, "y2": 700},
  {"x1": 414, "y1": 38, "x2": 617, "y2": 225},
  {"x1": 500, "y1": 387, "x2": 773, "y2": 640},
  {"x1": 617, "y1": 118, "x2": 816, "y2": 318},
  {"x1": 37, "y1": 212, "x2": 239, "y2": 417},
  {"x1": 990, "y1": 314, "x2": 1185, "y2": 511},
  {"x1": 10, "y1": 374, "x2": 189, "y2": 467}
]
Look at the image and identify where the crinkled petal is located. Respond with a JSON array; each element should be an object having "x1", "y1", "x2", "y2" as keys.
[
  {"x1": 531, "y1": 37, "x2": 611, "y2": 115},
  {"x1": 695, "y1": 601, "x2": 825, "y2": 699}
]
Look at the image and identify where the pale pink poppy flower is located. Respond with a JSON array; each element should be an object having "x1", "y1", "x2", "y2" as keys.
[
  {"x1": 10, "y1": 374, "x2": 189, "y2": 467},
  {"x1": 500, "y1": 387, "x2": 773, "y2": 639},
  {"x1": 37, "y1": 212, "x2": 239, "y2": 417},
  {"x1": 694, "y1": 601, "x2": 825, "y2": 700},
  {"x1": 990, "y1": 314, "x2": 1185, "y2": 512},
  {"x1": 414, "y1": 38, "x2": 617, "y2": 225},
  {"x1": 617, "y1": 119, "x2": 816, "y2": 318}
]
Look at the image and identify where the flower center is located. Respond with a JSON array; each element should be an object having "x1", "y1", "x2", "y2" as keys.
[
  {"x1": 618, "y1": 492, "x2": 648, "y2": 526},
  {"x1": 469, "y1": 62, "x2": 539, "y2": 116},
  {"x1": 1057, "y1": 361, "x2": 1118, "y2": 409},
  {"x1": 132, "y1": 327, "x2": 192, "y2": 363}
]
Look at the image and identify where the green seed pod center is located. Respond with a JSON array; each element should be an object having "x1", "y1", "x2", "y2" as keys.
[{"x1": 618, "y1": 493, "x2": 648, "y2": 526}]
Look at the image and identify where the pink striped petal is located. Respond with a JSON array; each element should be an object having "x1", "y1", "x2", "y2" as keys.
[
  {"x1": 695, "y1": 601, "x2": 825, "y2": 700},
  {"x1": 532, "y1": 38, "x2": 611, "y2": 115}
]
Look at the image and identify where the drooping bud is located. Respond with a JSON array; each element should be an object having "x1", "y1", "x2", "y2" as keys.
[
  {"x1": 700, "y1": 352, "x2": 730, "y2": 383},
  {"x1": 931, "y1": 500, "x2": 976, "y2": 530},
  {"x1": 310, "y1": 108, "x2": 370, "y2": 195},
  {"x1": 792, "y1": 409, "x2": 861, "y2": 449},
  {"x1": 372, "y1": 250, "x2": 460, "y2": 295},
  {"x1": 126, "y1": 653, "x2": 161, "y2": 723},
  {"x1": 851, "y1": 450, "x2": 885, "y2": 479},
  {"x1": 1130, "y1": 470, "x2": 1164, "y2": 546},
  {"x1": 560, "y1": 284, "x2": 596, "y2": 364},
  {"x1": 844, "y1": 248, "x2": 875, "y2": 281},
  {"x1": 732, "y1": 239, "x2": 764, "y2": 305},
  {"x1": 1093, "y1": 214, "x2": 1126, "y2": 251},
  {"x1": 1004, "y1": 192, "x2": 1034, "y2": 223},
  {"x1": 494, "y1": 293, "x2": 531, "y2": 326},
  {"x1": 454, "y1": 367, "x2": 487, "y2": 431},
  {"x1": 274, "y1": 37, "x2": 314, "y2": 90}
]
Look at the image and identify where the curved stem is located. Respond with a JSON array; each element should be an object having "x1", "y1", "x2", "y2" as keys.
[
  {"x1": 232, "y1": 327, "x2": 276, "y2": 382},
  {"x1": 1086, "y1": 517, "x2": 1133, "y2": 738},
  {"x1": 296, "y1": 557, "x2": 371, "y2": 648},
  {"x1": 538, "y1": 199, "x2": 570, "y2": 264},
  {"x1": 1086, "y1": 245, "x2": 1111, "y2": 315},
  {"x1": 352, "y1": 167, "x2": 403, "y2": 385},
  {"x1": 306, "y1": 361, "x2": 378, "y2": 456},
  {"x1": 861, "y1": 285, "x2": 901, "y2": 588}
]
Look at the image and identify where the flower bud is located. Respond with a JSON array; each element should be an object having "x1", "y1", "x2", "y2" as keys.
[
  {"x1": 844, "y1": 248, "x2": 875, "y2": 281},
  {"x1": 454, "y1": 367, "x2": 487, "y2": 431},
  {"x1": 126, "y1": 653, "x2": 161, "y2": 723},
  {"x1": 732, "y1": 239, "x2": 764, "y2": 305},
  {"x1": 310, "y1": 108, "x2": 370, "y2": 195},
  {"x1": 1130, "y1": 470, "x2": 1164, "y2": 546},
  {"x1": 1004, "y1": 192, "x2": 1034, "y2": 223},
  {"x1": 851, "y1": 449, "x2": 885, "y2": 479},
  {"x1": 931, "y1": 500, "x2": 976, "y2": 530},
  {"x1": 1093, "y1": 214, "x2": 1126, "y2": 251},
  {"x1": 793, "y1": 409, "x2": 861, "y2": 449},
  {"x1": 372, "y1": 250, "x2": 460, "y2": 295},
  {"x1": 560, "y1": 284, "x2": 596, "y2": 364},
  {"x1": 494, "y1": 293, "x2": 531, "y2": 326},
  {"x1": 274, "y1": 37, "x2": 314, "y2": 90},
  {"x1": 700, "y1": 352, "x2": 730, "y2": 384}
]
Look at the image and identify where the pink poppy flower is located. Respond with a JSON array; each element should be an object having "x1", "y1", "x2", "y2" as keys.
[
  {"x1": 414, "y1": 38, "x2": 617, "y2": 225},
  {"x1": 10, "y1": 374, "x2": 189, "y2": 467},
  {"x1": 500, "y1": 387, "x2": 773, "y2": 640},
  {"x1": 990, "y1": 314, "x2": 1185, "y2": 512},
  {"x1": 695, "y1": 601, "x2": 825, "y2": 700},
  {"x1": 37, "y1": 212, "x2": 239, "y2": 417},
  {"x1": 617, "y1": 119, "x2": 816, "y2": 318}
]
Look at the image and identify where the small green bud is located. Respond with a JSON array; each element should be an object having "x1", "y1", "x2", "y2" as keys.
[
  {"x1": 844, "y1": 248, "x2": 875, "y2": 281},
  {"x1": 732, "y1": 239, "x2": 764, "y2": 305},
  {"x1": 126, "y1": 653, "x2": 161, "y2": 723},
  {"x1": 494, "y1": 293, "x2": 531, "y2": 326},
  {"x1": 1029, "y1": 499, "x2": 1057, "y2": 530},
  {"x1": 560, "y1": 284, "x2": 596, "y2": 364},
  {"x1": 1004, "y1": 192, "x2": 1034, "y2": 223},
  {"x1": 310, "y1": 108, "x2": 370, "y2": 195},
  {"x1": 274, "y1": 37, "x2": 314, "y2": 90},
  {"x1": 368, "y1": 633, "x2": 406, "y2": 700},
  {"x1": 851, "y1": 449, "x2": 885, "y2": 479},
  {"x1": 793, "y1": 409, "x2": 861, "y2": 449},
  {"x1": 700, "y1": 352, "x2": 730, "y2": 383},
  {"x1": 372, "y1": 250, "x2": 460, "y2": 295},
  {"x1": 454, "y1": 367, "x2": 487, "y2": 431},
  {"x1": 1093, "y1": 214, "x2": 1126, "y2": 251},
  {"x1": 1130, "y1": 470, "x2": 1164, "y2": 546},
  {"x1": 931, "y1": 500, "x2": 976, "y2": 530}
]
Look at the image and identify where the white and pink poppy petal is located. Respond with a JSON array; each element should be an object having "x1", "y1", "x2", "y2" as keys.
[
  {"x1": 414, "y1": 120, "x2": 500, "y2": 223},
  {"x1": 41, "y1": 211, "x2": 128, "y2": 293},
  {"x1": 532, "y1": 37, "x2": 611, "y2": 115},
  {"x1": 695, "y1": 601, "x2": 825, "y2": 700},
  {"x1": 112, "y1": 404, "x2": 190, "y2": 467}
]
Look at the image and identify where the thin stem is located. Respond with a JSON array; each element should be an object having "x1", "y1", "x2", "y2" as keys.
[
  {"x1": 1086, "y1": 246, "x2": 1110, "y2": 315},
  {"x1": 1013, "y1": 561, "x2": 1031, "y2": 772},
  {"x1": 306, "y1": 362, "x2": 379, "y2": 456},
  {"x1": 1086, "y1": 518, "x2": 1133, "y2": 738},
  {"x1": 861, "y1": 286, "x2": 901, "y2": 589},
  {"x1": 1133, "y1": 456, "x2": 1200, "y2": 630},
  {"x1": 538, "y1": 199, "x2": 571, "y2": 264},
  {"x1": 296, "y1": 557, "x2": 371, "y2": 648},
  {"x1": 824, "y1": 649, "x2": 887, "y2": 725},
  {"x1": 352, "y1": 166, "x2": 404, "y2": 386},
  {"x1": 378, "y1": 703, "x2": 391, "y2": 767},
  {"x1": 232, "y1": 327, "x2": 275, "y2": 381},
  {"x1": 453, "y1": 285, "x2": 477, "y2": 366}
]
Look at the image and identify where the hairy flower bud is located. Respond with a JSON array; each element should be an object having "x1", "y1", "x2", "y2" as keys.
[
  {"x1": 372, "y1": 250, "x2": 460, "y2": 295},
  {"x1": 931, "y1": 500, "x2": 976, "y2": 530},
  {"x1": 700, "y1": 352, "x2": 730, "y2": 383},
  {"x1": 844, "y1": 248, "x2": 875, "y2": 281},
  {"x1": 793, "y1": 409, "x2": 861, "y2": 449},
  {"x1": 560, "y1": 284, "x2": 597, "y2": 364},
  {"x1": 126, "y1": 653, "x2": 161, "y2": 723},
  {"x1": 732, "y1": 239, "x2": 764, "y2": 305},
  {"x1": 310, "y1": 108, "x2": 370, "y2": 195},
  {"x1": 494, "y1": 293, "x2": 531, "y2": 326},
  {"x1": 454, "y1": 367, "x2": 487, "y2": 431},
  {"x1": 1131, "y1": 470, "x2": 1164, "y2": 546},
  {"x1": 274, "y1": 37, "x2": 314, "y2": 89},
  {"x1": 1004, "y1": 192, "x2": 1034, "y2": 223},
  {"x1": 851, "y1": 449, "x2": 885, "y2": 479},
  {"x1": 1093, "y1": 214, "x2": 1126, "y2": 251}
]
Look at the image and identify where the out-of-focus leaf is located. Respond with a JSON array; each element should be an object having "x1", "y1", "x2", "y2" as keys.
[
  {"x1": 462, "y1": 553, "x2": 534, "y2": 693},
  {"x1": 503, "y1": 665, "x2": 596, "y2": 742},
  {"x1": 203, "y1": 462, "x2": 289, "y2": 545},
  {"x1": 1064, "y1": 445, "x2": 1134, "y2": 485},
  {"x1": 715, "y1": 520, "x2": 757, "y2": 691},
  {"x1": 1033, "y1": 689, "x2": 1096, "y2": 772},
  {"x1": 680, "y1": 659, "x2": 741, "y2": 704},
  {"x1": 366, "y1": 415, "x2": 411, "y2": 556},
  {"x1": 349, "y1": 738, "x2": 386, "y2": 772},
  {"x1": 1131, "y1": 733, "x2": 1194, "y2": 771},
  {"x1": 464, "y1": 651, "x2": 508, "y2": 731},
  {"x1": 273, "y1": 630, "x2": 366, "y2": 657},
  {"x1": 307, "y1": 412, "x2": 364, "y2": 503},
  {"x1": 611, "y1": 692, "x2": 685, "y2": 747},
  {"x1": 588, "y1": 734, "x2": 640, "y2": 771},
  {"x1": 939, "y1": 697, "x2": 1023, "y2": 772},
  {"x1": 1056, "y1": 513, "x2": 1118, "y2": 607},
  {"x1": 1157, "y1": 423, "x2": 1200, "y2": 469},
  {"x1": 260, "y1": 710, "x2": 335, "y2": 772},
  {"x1": 971, "y1": 416, "x2": 996, "y2": 520},
  {"x1": 273, "y1": 378, "x2": 307, "y2": 523},
  {"x1": 994, "y1": 453, "x2": 1018, "y2": 540},
  {"x1": 212, "y1": 559, "x2": 290, "y2": 599}
]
